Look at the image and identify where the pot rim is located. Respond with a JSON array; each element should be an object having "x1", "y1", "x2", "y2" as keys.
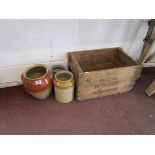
[
  {"x1": 54, "y1": 70, "x2": 74, "y2": 83},
  {"x1": 22, "y1": 64, "x2": 49, "y2": 81},
  {"x1": 52, "y1": 64, "x2": 66, "y2": 70}
]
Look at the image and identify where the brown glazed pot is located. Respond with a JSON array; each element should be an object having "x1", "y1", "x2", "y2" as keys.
[{"x1": 21, "y1": 64, "x2": 53, "y2": 99}]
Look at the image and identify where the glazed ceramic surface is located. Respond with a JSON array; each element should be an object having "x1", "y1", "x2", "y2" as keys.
[
  {"x1": 21, "y1": 64, "x2": 53, "y2": 99},
  {"x1": 53, "y1": 71, "x2": 75, "y2": 103},
  {"x1": 51, "y1": 65, "x2": 66, "y2": 75}
]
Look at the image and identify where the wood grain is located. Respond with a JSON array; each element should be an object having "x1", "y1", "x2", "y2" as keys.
[{"x1": 68, "y1": 47, "x2": 143, "y2": 101}]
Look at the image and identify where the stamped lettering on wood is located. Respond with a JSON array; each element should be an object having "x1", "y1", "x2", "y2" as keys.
[{"x1": 93, "y1": 87, "x2": 118, "y2": 95}]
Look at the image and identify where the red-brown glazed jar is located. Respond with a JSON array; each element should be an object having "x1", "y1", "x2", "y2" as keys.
[{"x1": 21, "y1": 64, "x2": 53, "y2": 99}]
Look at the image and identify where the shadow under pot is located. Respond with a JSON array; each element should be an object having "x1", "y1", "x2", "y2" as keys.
[{"x1": 21, "y1": 64, "x2": 53, "y2": 99}]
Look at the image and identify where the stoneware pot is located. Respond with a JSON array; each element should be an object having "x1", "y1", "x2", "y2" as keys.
[
  {"x1": 51, "y1": 65, "x2": 67, "y2": 75},
  {"x1": 53, "y1": 71, "x2": 75, "y2": 103},
  {"x1": 21, "y1": 64, "x2": 53, "y2": 99}
]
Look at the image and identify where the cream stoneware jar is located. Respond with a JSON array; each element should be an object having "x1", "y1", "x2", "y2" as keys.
[{"x1": 53, "y1": 71, "x2": 75, "y2": 103}]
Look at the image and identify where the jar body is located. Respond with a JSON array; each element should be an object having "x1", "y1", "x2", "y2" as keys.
[
  {"x1": 53, "y1": 71, "x2": 75, "y2": 103},
  {"x1": 21, "y1": 64, "x2": 53, "y2": 99},
  {"x1": 54, "y1": 85, "x2": 74, "y2": 103}
]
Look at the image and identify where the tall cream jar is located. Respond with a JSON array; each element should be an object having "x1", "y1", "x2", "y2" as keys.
[{"x1": 53, "y1": 71, "x2": 75, "y2": 103}]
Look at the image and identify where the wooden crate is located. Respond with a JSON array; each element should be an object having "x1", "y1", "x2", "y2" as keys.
[{"x1": 68, "y1": 47, "x2": 143, "y2": 101}]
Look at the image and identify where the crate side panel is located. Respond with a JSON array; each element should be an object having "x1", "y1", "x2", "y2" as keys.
[
  {"x1": 116, "y1": 48, "x2": 138, "y2": 66},
  {"x1": 71, "y1": 48, "x2": 117, "y2": 72},
  {"x1": 81, "y1": 60, "x2": 117, "y2": 72},
  {"x1": 78, "y1": 66, "x2": 142, "y2": 87},
  {"x1": 69, "y1": 62, "x2": 82, "y2": 98},
  {"x1": 77, "y1": 80, "x2": 136, "y2": 101},
  {"x1": 71, "y1": 47, "x2": 117, "y2": 61}
]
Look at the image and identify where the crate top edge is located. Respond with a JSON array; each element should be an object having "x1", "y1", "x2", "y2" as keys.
[
  {"x1": 68, "y1": 47, "x2": 138, "y2": 65},
  {"x1": 68, "y1": 47, "x2": 143, "y2": 75},
  {"x1": 68, "y1": 47, "x2": 122, "y2": 54}
]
